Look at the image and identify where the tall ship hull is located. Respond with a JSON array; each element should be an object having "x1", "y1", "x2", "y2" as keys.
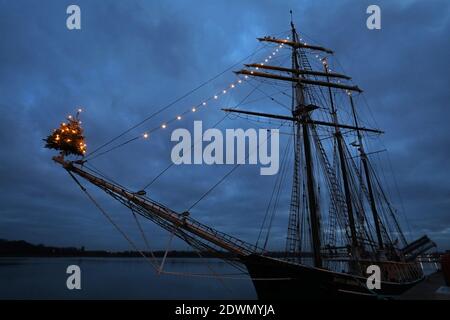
[{"x1": 242, "y1": 254, "x2": 423, "y2": 299}]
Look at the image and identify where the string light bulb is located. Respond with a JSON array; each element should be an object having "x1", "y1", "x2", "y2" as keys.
[{"x1": 64, "y1": 46, "x2": 287, "y2": 154}]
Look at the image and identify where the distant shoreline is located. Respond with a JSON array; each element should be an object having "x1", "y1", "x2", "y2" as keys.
[
  {"x1": 0, "y1": 239, "x2": 234, "y2": 258},
  {"x1": 2, "y1": 239, "x2": 445, "y2": 259},
  {"x1": 0, "y1": 239, "x2": 314, "y2": 259}
]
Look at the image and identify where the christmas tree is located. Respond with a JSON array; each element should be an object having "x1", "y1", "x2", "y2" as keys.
[{"x1": 44, "y1": 110, "x2": 87, "y2": 156}]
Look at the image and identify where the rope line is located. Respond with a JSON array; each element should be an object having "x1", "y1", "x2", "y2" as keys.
[
  {"x1": 187, "y1": 122, "x2": 287, "y2": 211},
  {"x1": 66, "y1": 170, "x2": 160, "y2": 271},
  {"x1": 141, "y1": 82, "x2": 262, "y2": 190},
  {"x1": 66, "y1": 168, "x2": 294, "y2": 281},
  {"x1": 85, "y1": 45, "x2": 268, "y2": 159}
]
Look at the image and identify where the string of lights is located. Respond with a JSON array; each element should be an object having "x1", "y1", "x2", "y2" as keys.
[
  {"x1": 85, "y1": 42, "x2": 290, "y2": 161},
  {"x1": 84, "y1": 34, "x2": 355, "y2": 162}
]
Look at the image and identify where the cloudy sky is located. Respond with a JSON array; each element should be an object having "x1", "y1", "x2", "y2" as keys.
[{"x1": 0, "y1": 0, "x2": 449, "y2": 251}]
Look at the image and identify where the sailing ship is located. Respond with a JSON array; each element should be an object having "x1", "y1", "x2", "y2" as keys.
[{"x1": 47, "y1": 18, "x2": 436, "y2": 299}]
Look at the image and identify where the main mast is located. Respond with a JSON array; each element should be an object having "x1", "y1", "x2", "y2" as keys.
[{"x1": 289, "y1": 19, "x2": 322, "y2": 268}]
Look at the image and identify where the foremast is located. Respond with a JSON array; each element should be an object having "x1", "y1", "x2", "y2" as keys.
[{"x1": 287, "y1": 20, "x2": 322, "y2": 268}]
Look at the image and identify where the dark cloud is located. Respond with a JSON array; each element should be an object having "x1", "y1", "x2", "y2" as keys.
[{"x1": 0, "y1": 0, "x2": 449, "y2": 251}]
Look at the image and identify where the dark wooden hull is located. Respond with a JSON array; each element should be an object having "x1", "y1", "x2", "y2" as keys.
[{"x1": 240, "y1": 254, "x2": 423, "y2": 300}]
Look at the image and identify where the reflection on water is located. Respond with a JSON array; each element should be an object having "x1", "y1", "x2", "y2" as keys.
[{"x1": 0, "y1": 257, "x2": 257, "y2": 299}]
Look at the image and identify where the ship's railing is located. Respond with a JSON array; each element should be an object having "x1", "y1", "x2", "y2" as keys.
[
  {"x1": 128, "y1": 193, "x2": 262, "y2": 255},
  {"x1": 134, "y1": 193, "x2": 262, "y2": 255},
  {"x1": 183, "y1": 215, "x2": 261, "y2": 254}
]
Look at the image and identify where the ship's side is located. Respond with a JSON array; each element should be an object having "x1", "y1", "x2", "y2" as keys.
[{"x1": 241, "y1": 254, "x2": 424, "y2": 299}]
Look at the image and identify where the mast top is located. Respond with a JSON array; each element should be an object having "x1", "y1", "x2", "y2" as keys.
[{"x1": 290, "y1": 10, "x2": 294, "y2": 29}]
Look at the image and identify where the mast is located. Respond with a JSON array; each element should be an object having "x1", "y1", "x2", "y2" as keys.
[
  {"x1": 290, "y1": 17, "x2": 322, "y2": 268},
  {"x1": 224, "y1": 16, "x2": 381, "y2": 264},
  {"x1": 285, "y1": 11, "x2": 302, "y2": 259},
  {"x1": 323, "y1": 59, "x2": 359, "y2": 249},
  {"x1": 349, "y1": 95, "x2": 384, "y2": 249}
]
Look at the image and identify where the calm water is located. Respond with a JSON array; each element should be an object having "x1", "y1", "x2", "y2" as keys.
[
  {"x1": 0, "y1": 257, "x2": 439, "y2": 299},
  {"x1": 0, "y1": 257, "x2": 257, "y2": 299}
]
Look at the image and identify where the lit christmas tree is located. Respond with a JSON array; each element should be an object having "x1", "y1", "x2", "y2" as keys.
[{"x1": 44, "y1": 109, "x2": 87, "y2": 157}]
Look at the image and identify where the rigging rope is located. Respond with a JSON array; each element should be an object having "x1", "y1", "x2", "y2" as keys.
[
  {"x1": 141, "y1": 84, "x2": 261, "y2": 190},
  {"x1": 262, "y1": 134, "x2": 292, "y2": 250},
  {"x1": 85, "y1": 45, "x2": 268, "y2": 159},
  {"x1": 86, "y1": 136, "x2": 140, "y2": 162},
  {"x1": 130, "y1": 207, "x2": 157, "y2": 260},
  {"x1": 187, "y1": 122, "x2": 287, "y2": 212},
  {"x1": 256, "y1": 135, "x2": 292, "y2": 248},
  {"x1": 66, "y1": 170, "x2": 161, "y2": 271},
  {"x1": 66, "y1": 168, "x2": 293, "y2": 281}
]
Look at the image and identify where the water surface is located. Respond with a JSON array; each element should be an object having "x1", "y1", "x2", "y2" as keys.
[{"x1": 0, "y1": 257, "x2": 257, "y2": 299}]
